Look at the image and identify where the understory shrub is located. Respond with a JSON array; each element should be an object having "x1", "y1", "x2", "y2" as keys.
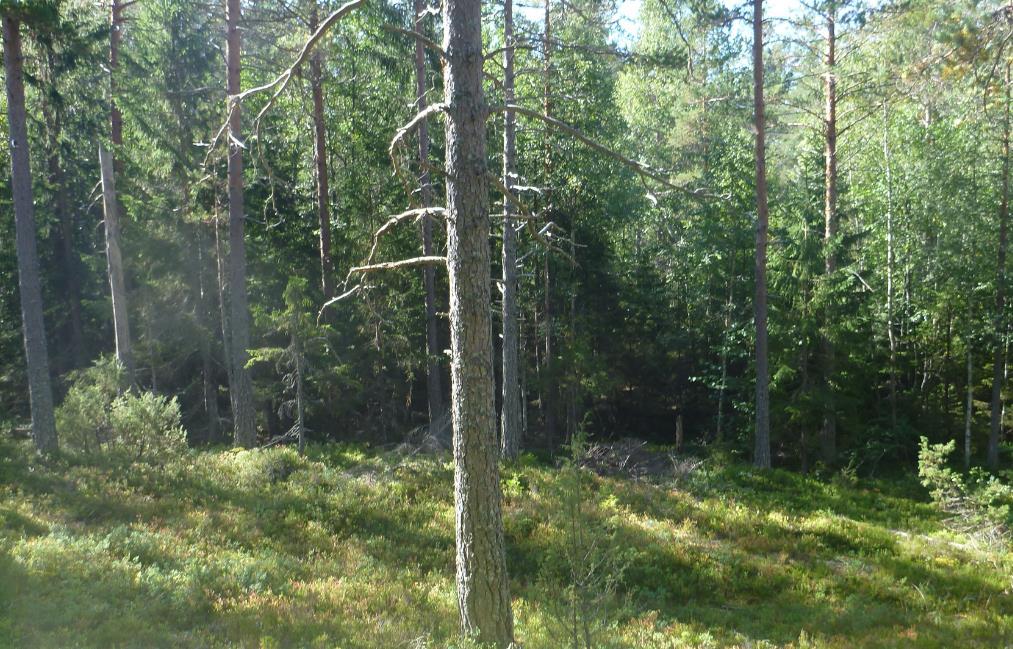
[
  {"x1": 56, "y1": 356, "x2": 187, "y2": 462},
  {"x1": 918, "y1": 437, "x2": 1012, "y2": 545}
]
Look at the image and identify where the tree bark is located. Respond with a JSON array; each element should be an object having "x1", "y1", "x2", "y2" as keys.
[
  {"x1": 415, "y1": 0, "x2": 445, "y2": 426},
  {"x1": 99, "y1": 146, "x2": 135, "y2": 381},
  {"x1": 110, "y1": 0, "x2": 124, "y2": 152},
  {"x1": 3, "y1": 16, "x2": 58, "y2": 453},
  {"x1": 752, "y1": 0, "x2": 771, "y2": 469},
  {"x1": 227, "y1": 0, "x2": 257, "y2": 448},
  {"x1": 442, "y1": 0, "x2": 514, "y2": 641},
  {"x1": 309, "y1": 2, "x2": 335, "y2": 301},
  {"x1": 989, "y1": 62, "x2": 1011, "y2": 471},
  {"x1": 820, "y1": 3, "x2": 838, "y2": 465},
  {"x1": 500, "y1": 0, "x2": 521, "y2": 460},
  {"x1": 541, "y1": 0, "x2": 558, "y2": 447}
]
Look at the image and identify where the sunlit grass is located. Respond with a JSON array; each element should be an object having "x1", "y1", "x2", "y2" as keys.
[{"x1": 0, "y1": 439, "x2": 1010, "y2": 648}]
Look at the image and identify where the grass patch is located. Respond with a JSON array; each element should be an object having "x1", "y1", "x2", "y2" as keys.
[{"x1": 0, "y1": 439, "x2": 1010, "y2": 647}]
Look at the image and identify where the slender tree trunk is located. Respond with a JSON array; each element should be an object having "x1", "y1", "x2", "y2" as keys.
[
  {"x1": 884, "y1": 102, "x2": 898, "y2": 430},
  {"x1": 110, "y1": 0, "x2": 124, "y2": 152},
  {"x1": 3, "y1": 16, "x2": 58, "y2": 453},
  {"x1": 752, "y1": 0, "x2": 771, "y2": 469},
  {"x1": 500, "y1": 0, "x2": 521, "y2": 460},
  {"x1": 820, "y1": 4, "x2": 838, "y2": 465},
  {"x1": 103, "y1": 0, "x2": 134, "y2": 381},
  {"x1": 966, "y1": 338, "x2": 974, "y2": 470},
  {"x1": 99, "y1": 146, "x2": 135, "y2": 381},
  {"x1": 716, "y1": 255, "x2": 734, "y2": 443},
  {"x1": 989, "y1": 63, "x2": 1011, "y2": 471},
  {"x1": 541, "y1": 0, "x2": 558, "y2": 447},
  {"x1": 294, "y1": 328, "x2": 306, "y2": 455},
  {"x1": 227, "y1": 0, "x2": 257, "y2": 448},
  {"x1": 194, "y1": 225, "x2": 221, "y2": 443},
  {"x1": 415, "y1": 0, "x2": 445, "y2": 426},
  {"x1": 442, "y1": 0, "x2": 514, "y2": 640},
  {"x1": 309, "y1": 2, "x2": 335, "y2": 301},
  {"x1": 39, "y1": 63, "x2": 84, "y2": 368}
]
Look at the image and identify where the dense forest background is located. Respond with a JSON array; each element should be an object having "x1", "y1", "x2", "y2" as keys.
[
  {"x1": 4, "y1": 0, "x2": 1013, "y2": 647},
  {"x1": 3, "y1": 0, "x2": 1013, "y2": 469}
]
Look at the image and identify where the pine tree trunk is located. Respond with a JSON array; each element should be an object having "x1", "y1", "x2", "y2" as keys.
[
  {"x1": 415, "y1": 0, "x2": 445, "y2": 426},
  {"x1": 3, "y1": 16, "x2": 58, "y2": 453},
  {"x1": 442, "y1": 0, "x2": 514, "y2": 640},
  {"x1": 821, "y1": 4, "x2": 838, "y2": 465},
  {"x1": 989, "y1": 62, "x2": 1011, "y2": 471},
  {"x1": 99, "y1": 145, "x2": 135, "y2": 381},
  {"x1": 309, "y1": 2, "x2": 335, "y2": 301},
  {"x1": 227, "y1": 0, "x2": 257, "y2": 448},
  {"x1": 500, "y1": 0, "x2": 521, "y2": 460},
  {"x1": 752, "y1": 0, "x2": 771, "y2": 469}
]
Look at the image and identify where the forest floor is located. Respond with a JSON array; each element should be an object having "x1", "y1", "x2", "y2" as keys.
[{"x1": 0, "y1": 438, "x2": 1010, "y2": 648}]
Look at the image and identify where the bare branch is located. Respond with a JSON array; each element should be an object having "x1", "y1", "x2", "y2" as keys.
[{"x1": 349, "y1": 256, "x2": 446, "y2": 274}]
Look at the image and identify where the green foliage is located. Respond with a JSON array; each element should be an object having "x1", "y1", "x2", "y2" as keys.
[
  {"x1": 918, "y1": 437, "x2": 1012, "y2": 544},
  {"x1": 1, "y1": 442, "x2": 1009, "y2": 648},
  {"x1": 55, "y1": 357, "x2": 187, "y2": 462}
]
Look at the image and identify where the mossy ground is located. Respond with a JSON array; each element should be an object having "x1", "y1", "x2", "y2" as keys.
[{"x1": 0, "y1": 440, "x2": 1009, "y2": 648}]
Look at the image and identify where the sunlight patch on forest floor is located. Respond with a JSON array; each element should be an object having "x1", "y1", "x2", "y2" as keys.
[{"x1": 0, "y1": 440, "x2": 1010, "y2": 648}]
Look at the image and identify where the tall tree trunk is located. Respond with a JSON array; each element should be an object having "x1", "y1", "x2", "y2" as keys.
[
  {"x1": 541, "y1": 0, "x2": 558, "y2": 446},
  {"x1": 194, "y1": 224, "x2": 221, "y2": 443},
  {"x1": 989, "y1": 63, "x2": 1011, "y2": 471},
  {"x1": 309, "y1": 2, "x2": 335, "y2": 301},
  {"x1": 99, "y1": 146, "x2": 135, "y2": 380},
  {"x1": 966, "y1": 340, "x2": 974, "y2": 470},
  {"x1": 884, "y1": 102, "x2": 898, "y2": 430},
  {"x1": 227, "y1": 0, "x2": 257, "y2": 448},
  {"x1": 110, "y1": 0, "x2": 124, "y2": 152},
  {"x1": 415, "y1": 0, "x2": 445, "y2": 426},
  {"x1": 752, "y1": 0, "x2": 771, "y2": 469},
  {"x1": 500, "y1": 0, "x2": 521, "y2": 460},
  {"x1": 39, "y1": 58, "x2": 85, "y2": 368},
  {"x1": 104, "y1": 0, "x2": 134, "y2": 380},
  {"x1": 820, "y1": 3, "x2": 838, "y2": 465},
  {"x1": 3, "y1": 16, "x2": 58, "y2": 453},
  {"x1": 442, "y1": 0, "x2": 514, "y2": 641}
]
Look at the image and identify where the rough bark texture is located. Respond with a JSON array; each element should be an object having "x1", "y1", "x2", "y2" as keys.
[
  {"x1": 309, "y1": 2, "x2": 335, "y2": 301},
  {"x1": 99, "y1": 145, "x2": 135, "y2": 380},
  {"x1": 821, "y1": 4, "x2": 838, "y2": 465},
  {"x1": 500, "y1": 0, "x2": 521, "y2": 460},
  {"x1": 3, "y1": 16, "x2": 58, "y2": 453},
  {"x1": 415, "y1": 0, "x2": 445, "y2": 426},
  {"x1": 752, "y1": 0, "x2": 771, "y2": 469},
  {"x1": 227, "y1": 0, "x2": 257, "y2": 448},
  {"x1": 989, "y1": 63, "x2": 1011, "y2": 471},
  {"x1": 442, "y1": 0, "x2": 514, "y2": 641}
]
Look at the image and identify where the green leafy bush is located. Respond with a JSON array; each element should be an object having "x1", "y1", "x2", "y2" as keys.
[
  {"x1": 918, "y1": 437, "x2": 1012, "y2": 544},
  {"x1": 56, "y1": 357, "x2": 187, "y2": 462}
]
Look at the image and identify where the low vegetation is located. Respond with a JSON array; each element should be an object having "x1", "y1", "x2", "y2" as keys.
[{"x1": 1, "y1": 438, "x2": 1009, "y2": 648}]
